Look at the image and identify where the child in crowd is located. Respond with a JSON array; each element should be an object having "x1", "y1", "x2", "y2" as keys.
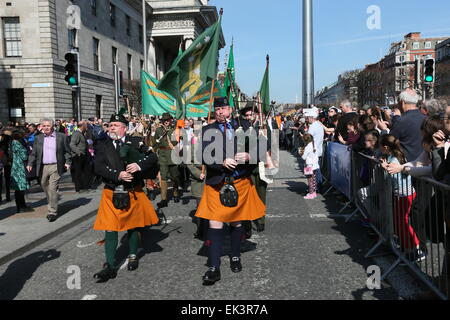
[
  {"x1": 380, "y1": 135, "x2": 425, "y2": 262},
  {"x1": 363, "y1": 130, "x2": 382, "y2": 158},
  {"x1": 301, "y1": 134, "x2": 319, "y2": 200},
  {"x1": 338, "y1": 115, "x2": 361, "y2": 146}
]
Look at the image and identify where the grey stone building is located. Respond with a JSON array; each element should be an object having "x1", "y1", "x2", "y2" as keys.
[{"x1": 0, "y1": 0, "x2": 221, "y2": 124}]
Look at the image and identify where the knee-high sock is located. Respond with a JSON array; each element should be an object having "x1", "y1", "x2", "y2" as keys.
[
  {"x1": 230, "y1": 226, "x2": 243, "y2": 258},
  {"x1": 127, "y1": 229, "x2": 139, "y2": 256},
  {"x1": 105, "y1": 231, "x2": 118, "y2": 268},
  {"x1": 208, "y1": 228, "x2": 224, "y2": 269}
]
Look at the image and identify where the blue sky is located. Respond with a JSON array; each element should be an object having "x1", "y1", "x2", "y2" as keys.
[{"x1": 210, "y1": 0, "x2": 450, "y2": 103}]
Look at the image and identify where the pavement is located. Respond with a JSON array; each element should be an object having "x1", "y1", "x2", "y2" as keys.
[
  {"x1": 0, "y1": 151, "x2": 432, "y2": 300},
  {"x1": 0, "y1": 174, "x2": 102, "y2": 266}
]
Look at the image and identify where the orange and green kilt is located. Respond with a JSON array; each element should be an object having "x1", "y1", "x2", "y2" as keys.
[
  {"x1": 94, "y1": 187, "x2": 159, "y2": 232},
  {"x1": 195, "y1": 177, "x2": 266, "y2": 223}
]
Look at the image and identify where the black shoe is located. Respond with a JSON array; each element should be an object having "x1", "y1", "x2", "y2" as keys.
[
  {"x1": 127, "y1": 254, "x2": 139, "y2": 271},
  {"x1": 230, "y1": 257, "x2": 242, "y2": 273},
  {"x1": 47, "y1": 214, "x2": 57, "y2": 222},
  {"x1": 256, "y1": 223, "x2": 265, "y2": 233},
  {"x1": 93, "y1": 263, "x2": 117, "y2": 282},
  {"x1": 157, "y1": 200, "x2": 168, "y2": 208},
  {"x1": 202, "y1": 267, "x2": 221, "y2": 286},
  {"x1": 173, "y1": 196, "x2": 180, "y2": 203}
]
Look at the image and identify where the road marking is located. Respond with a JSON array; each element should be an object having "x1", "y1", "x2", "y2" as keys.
[
  {"x1": 81, "y1": 294, "x2": 97, "y2": 300},
  {"x1": 76, "y1": 240, "x2": 102, "y2": 248}
]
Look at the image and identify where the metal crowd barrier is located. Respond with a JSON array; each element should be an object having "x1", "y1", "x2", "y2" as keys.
[{"x1": 316, "y1": 144, "x2": 450, "y2": 300}]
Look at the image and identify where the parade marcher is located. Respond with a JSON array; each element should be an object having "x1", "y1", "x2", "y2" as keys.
[
  {"x1": 239, "y1": 106, "x2": 266, "y2": 235},
  {"x1": 154, "y1": 113, "x2": 182, "y2": 208},
  {"x1": 186, "y1": 121, "x2": 207, "y2": 240},
  {"x1": 195, "y1": 97, "x2": 266, "y2": 286},
  {"x1": 92, "y1": 113, "x2": 159, "y2": 282}
]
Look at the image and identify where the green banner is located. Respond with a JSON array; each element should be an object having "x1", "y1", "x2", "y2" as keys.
[
  {"x1": 157, "y1": 15, "x2": 223, "y2": 114},
  {"x1": 141, "y1": 70, "x2": 177, "y2": 116}
]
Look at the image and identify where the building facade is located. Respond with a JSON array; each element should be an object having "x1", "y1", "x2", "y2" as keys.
[
  {"x1": 0, "y1": 0, "x2": 221, "y2": 124},
  {"x1": 314, "y1": 70, "x2": 360, "y2": 107},
  {"x1": 358, "y1": 32, "x2": 449, "y2": 107},
  {"x1": 435, "y1": 38, "x2": 450, "y2": 100}
]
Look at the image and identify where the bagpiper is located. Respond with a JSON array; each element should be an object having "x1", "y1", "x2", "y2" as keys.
[
  {"x1": 92, "y1": 113, "x2": 159, "y2": 282},
  {"x1": 195, "y1": 97, "x2": 266, "y2": 286}
]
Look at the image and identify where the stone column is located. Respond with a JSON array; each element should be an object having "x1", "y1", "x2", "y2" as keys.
[
  {"x1": 148, "y1": 37, "x2": 157, "y2": 78},
  {"x1": 157, "y1": 45, "x2": 165, "y2": 80},
  {"x1": 184, "y1": 36, "x2": 194, "y2": 50}
]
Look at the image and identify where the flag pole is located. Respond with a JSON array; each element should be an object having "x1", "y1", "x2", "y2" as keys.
[{"x1": 207, "y1": 79, "x2": 215, "y2": 123}]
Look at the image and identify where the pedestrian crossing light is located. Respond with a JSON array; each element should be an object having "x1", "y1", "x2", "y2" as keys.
[
  {"x1": 424, "y1": 58, "x2": 435, "y2": 83},
  {"x1": 64, "y1": 52, "x2": 79, "y2": 86}
]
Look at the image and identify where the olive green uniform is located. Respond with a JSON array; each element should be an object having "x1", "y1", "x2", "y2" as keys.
[{"x1": 155, "y1": 125, "x2": 181, "y2": 200}]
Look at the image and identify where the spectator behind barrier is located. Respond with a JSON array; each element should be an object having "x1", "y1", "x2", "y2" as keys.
[
  {"x1": 389, "y1": 89, "x2": 426, "y2": 162},
  {"x1": 431, "y1": 105, "x2": 450, "y2": 185}
]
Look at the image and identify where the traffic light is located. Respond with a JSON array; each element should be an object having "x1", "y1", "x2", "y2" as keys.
[
  {"x1": 64, "y1": 52, "x2": 79, "y2": 86},
  {"x1": 424, "y1": 58, "x2": 435, "y2": 83}
]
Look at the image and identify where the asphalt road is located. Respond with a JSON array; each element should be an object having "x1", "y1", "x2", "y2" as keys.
[{"x1": 0, "y1": 151, "x2": 419, "y2": 300}]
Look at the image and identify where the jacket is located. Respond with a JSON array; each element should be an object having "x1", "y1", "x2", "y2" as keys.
[{"x1": 27, "y1": 131, "x2": 71, "y2": 177}]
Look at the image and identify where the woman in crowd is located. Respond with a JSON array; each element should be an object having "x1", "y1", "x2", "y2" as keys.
[
  {"x1": 11, "y1": 128, "x2": 33, "y2": 213},
  {"x1": 380, "y1": 134, "x2": 424, "y2": 261}
]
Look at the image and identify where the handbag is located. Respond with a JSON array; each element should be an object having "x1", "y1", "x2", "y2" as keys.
[
  {"x1": 304, "y1": 165, "x2": 313, "y2": 176},
  {"x1": 219, "y1": 177, "x2": 239, "y2": 207},
  {"x1": 112, "y1": 185, "x2": 130, "y2": 210}
]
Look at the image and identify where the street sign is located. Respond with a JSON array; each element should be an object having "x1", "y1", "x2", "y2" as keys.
[{"x1": 66, "y1": 5, "x2": 81, "y2": 30}]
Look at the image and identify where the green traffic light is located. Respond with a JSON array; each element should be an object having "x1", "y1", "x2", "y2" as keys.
[
  {"x1": 69, "y1": 76, "x2": 77, "y2": 85},
  {"x1": 425, "y1": 75, "x2": 434, "y2": 82}
]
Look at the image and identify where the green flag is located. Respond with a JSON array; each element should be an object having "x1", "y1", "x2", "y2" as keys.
[
  {"x1": 141, "y1": 70, "x2": 217, "y2": 118},
  {"x1": 259, "y1": 55, "x2": 270, "y2": 115},
  {"x1": 157, "y1": 15, "x2": 223, "y2": 118},
  {"x1": 223, "y1": 43, "x2": 236, "y2": 107},
  {"x1": 141, "y1": 70, "x2": 177, "y2": 116}
]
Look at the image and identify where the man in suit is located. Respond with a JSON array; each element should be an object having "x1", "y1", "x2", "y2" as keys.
[
  {"x1": 27, "y1": 119, "x2": 71, "y2": 222},
  {"x1": 195, "y1": 97, "x2": 266, "y2": 286},
  {"x1": 92, "y1": 113, "x2": 159, "y2": 282}
]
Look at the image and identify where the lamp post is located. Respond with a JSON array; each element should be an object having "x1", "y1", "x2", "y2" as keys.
[{"x1": 302, "y1": 0, "x2": 315, "y2": 106}]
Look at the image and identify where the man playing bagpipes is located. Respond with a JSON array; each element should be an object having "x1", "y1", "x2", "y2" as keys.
[{"x1": 92, "y1": 112, "x2": 159, "y2": 282}]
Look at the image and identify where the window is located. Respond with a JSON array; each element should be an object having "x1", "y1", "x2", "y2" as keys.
[
  {"x1": 112, "y1": 46, "x2": 117, "y2": 64},
  {"x1": 126, "y1": 15, "x2": 131, "y2": 36},
  {"x1": 127, "y1": 54, "x2": 132, "y2": 80},
  {"x1": 93, "y1": 37, "x2": 100, "y2": 71},
  {"x1": 413, "y1": 42, "x2": 420, "y2": 50},
  {"x1": 425, "y1": 41, "x2": 432, "y2": 49},
  {"x1": 95, "y1": 95, "x2": 102, "y2": 118},
  {"x1": 68, "y1": 29, "x2": 77, "y2": 50},
  {"x1": 140, "y1": 59, "x2": 144, "y2": 71},
  {"x1": 109, "y1": 3, "x2": 116, "y2": 27},
  {"x1": 2, "y1": 17, "x2": 22, "y2": 57},
  {"x1": 138, "y1": 24, "x2": 143, "y2": 44},
  {"x1": 7, "y1": 89, "x2": 24, "y2": 122},
  {"x1": 91, "y1": 0, "x2": 97, "y2": 16}
]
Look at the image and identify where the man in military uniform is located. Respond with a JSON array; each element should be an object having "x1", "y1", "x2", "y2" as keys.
[
  {"x1": 154, "y1": 113, "x2": 181, "y2": 208},
  {"x1": 92, "y1": 113, "x2": 159, "y2": 282},
  {"x1": 195, "y1": 97, "x2": 266, "y2": 286}
]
